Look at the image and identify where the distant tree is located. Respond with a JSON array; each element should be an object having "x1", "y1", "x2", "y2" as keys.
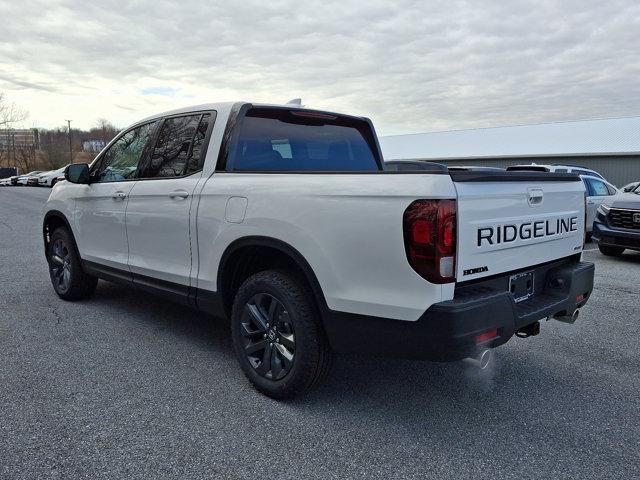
[
  {"x1": 39, "y1": 129, "x2": 70, "y2": 169},
  {"x1": 92, "y1": 118, "x2": 119, "y2": 143},
  {"x1": 14, "y1": 145, "x2": 38, "y2": 172},
  {"x1": 0, "y1": 92, "x2": 28, "y2": 128},
  {"x1": 0, "y1": 92, "x2": 29, "y2": 168}
]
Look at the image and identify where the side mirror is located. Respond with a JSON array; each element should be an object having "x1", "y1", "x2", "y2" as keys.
[{"x1": 65, "y1": 163, "x2": 90, "y2": 184}]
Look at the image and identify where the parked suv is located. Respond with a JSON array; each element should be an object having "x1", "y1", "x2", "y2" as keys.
[
  {"x1": 592, "y1": 183, "x2": 640, "y2": 255},
  {"x1": 42, "y1": 102, "x2": 594, "y2": 398}
]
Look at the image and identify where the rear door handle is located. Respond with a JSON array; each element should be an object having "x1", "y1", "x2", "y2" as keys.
[
  {"x1": 112, "y1": 191, "x2": 127, "y2": 200},
  {"x1": 169, "y1": 190, "x2": 189, "y2": 199}
]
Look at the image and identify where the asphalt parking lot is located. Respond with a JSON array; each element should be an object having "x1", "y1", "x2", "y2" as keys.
[{"x1": 1, "y1": 186, "x2": 639, "y2": 479}]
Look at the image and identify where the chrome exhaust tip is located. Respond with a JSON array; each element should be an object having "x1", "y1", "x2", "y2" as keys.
[
  {"x1": 463, "y1": 349, "x2": 493, "y2": 370},
  {"x1": 554, "y1": 309, "x2": 580, "y2": 324}
]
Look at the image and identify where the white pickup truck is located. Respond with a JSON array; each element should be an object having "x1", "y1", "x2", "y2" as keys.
[{"x1": 43, "y1": 102, "x2": 594, "y2": 398}]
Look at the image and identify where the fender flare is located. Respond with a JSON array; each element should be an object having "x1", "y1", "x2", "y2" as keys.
[
  {"x1": 217, "y1": 235, "x2": 330, "y2": 313},
  {"x1": 42, "y1": 210, "x2": 75, "y2": 251}
]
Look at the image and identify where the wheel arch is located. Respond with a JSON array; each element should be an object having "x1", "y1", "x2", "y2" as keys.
[
  {"x1": 216, "y1": 236, "x2": 329, "y2": 319},
  {"x1": 43, "y1": 210, "x2": 75, "y2": 252}
]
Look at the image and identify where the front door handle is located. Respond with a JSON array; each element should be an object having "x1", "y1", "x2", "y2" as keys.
[
  {"x1": 169, "y1": 190, "x2": 189, "y2": 199},
  {"x1": 112, "y1": 191, "x2": 127, "y2": 200}
]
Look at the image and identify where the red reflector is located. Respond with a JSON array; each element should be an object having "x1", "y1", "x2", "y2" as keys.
[
  {"x1": 412, "y1": 219, "x2": 431, "y2": 244},
  {"x1": 476, "y1": 329, "x2": 498, "y2": 344},
  {"x1": 576, "y1": 294, "x2": 584, "y2": 303}
]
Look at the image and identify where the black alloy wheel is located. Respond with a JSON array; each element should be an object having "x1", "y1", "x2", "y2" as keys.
[
  {"x1": 46, "y1": 227, "x2": 98, "y2": 300},
  {"x1": 240, "y1": 293, "x2": 296, "y2": 381},
  {"x1": 231, "y1": 270, "x2": 333, "y2": 399},
  {"x1": 49, "y1": 237, "x2": 72, "y2": 293}
]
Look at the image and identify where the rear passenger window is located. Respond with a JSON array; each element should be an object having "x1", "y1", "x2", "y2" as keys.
[
  {"x1": 185, "y1": 113, "x2": 212, "y2": 175},
  {"x1": 554, "y1": 168, "x2": 568, "y2": 173},
  {"x1": 138, "y1": 113, "x2": 213, "y2": 179}
]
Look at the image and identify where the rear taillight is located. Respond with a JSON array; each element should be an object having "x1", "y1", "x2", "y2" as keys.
[{"x1": 403, "y1": 199, "x2": 457, "y2": 284}]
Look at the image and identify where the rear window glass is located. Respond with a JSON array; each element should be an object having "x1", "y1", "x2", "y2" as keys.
[{"x1": 227, "y1": 108, "x2": 381, "y2": 172}]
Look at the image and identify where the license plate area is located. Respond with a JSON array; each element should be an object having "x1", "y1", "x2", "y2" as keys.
[{"x1": 509, "y1": 271, "x2": 534, "y2": 302}]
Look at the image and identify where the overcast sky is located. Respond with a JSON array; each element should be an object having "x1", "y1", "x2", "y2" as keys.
[{"x1": 1, "y1": 0, "x2": 639, "y2": 134}]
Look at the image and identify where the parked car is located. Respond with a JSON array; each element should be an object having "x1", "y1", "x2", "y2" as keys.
[
  {"x1": 507, "y1": 163, "x2": 606, "y2": 180},
  {"x1": 27, "y1": 174, "x2": 41, "y2": 186},
  {"x1": 621, "y1": 181, "x2": 640, "y2": 192},
  {"x1": 592, "y1": 184, "x2": 640, "y2": 256},
  {"x1": 581, "y1": 175, "x2": 618, "y2": 234},
  {"x1": 16, "y1": 171, "x2": 43, "y2": 186},
  {"x1": 43, "y1": 101, "x2": 594, "y2": 399},
  {"x1": 0, "y1": 177, "x2": 12, "y2": 186},
  {"x1": 38, "y1": 166, "x2": 68, "y2": 187}
]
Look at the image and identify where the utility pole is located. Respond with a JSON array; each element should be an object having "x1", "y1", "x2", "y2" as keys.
[
  {"x1": 65, "y1": 119, "x2": 73, "y2": 163},
  {"x1": 10, "y1": 128, "x2": 15, "y2": 168}
]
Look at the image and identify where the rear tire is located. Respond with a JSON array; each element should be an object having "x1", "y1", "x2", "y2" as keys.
[
  {"x1": 598, "y1": 244, "x2": 624, "y2": 256},
  {"x1": 47, "y1": 227, "x2": 98, "y2": 300},
  {"x1": 231, "y1": 270, "x2": 333, "y2": 399}
]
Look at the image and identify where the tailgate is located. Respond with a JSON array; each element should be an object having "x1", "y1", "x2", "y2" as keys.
[{"x1": 451, "y1": 171, "x2": 586, "y2": 281}]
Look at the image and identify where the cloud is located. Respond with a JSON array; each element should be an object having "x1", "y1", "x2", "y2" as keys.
[
  {"x1": 0, "y1": 75, "x2": 60, "y2": 93},
  {"x1": 1, "y1": 0, "x2": 639, "y2": 133},
  {"x1": 140, "y1": 86, "x2": 179, "y2": 97}
]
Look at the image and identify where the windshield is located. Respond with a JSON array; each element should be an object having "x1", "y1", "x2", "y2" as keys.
[{"x1": 633, "y1": 184, "x2": 640, "y2": 194}]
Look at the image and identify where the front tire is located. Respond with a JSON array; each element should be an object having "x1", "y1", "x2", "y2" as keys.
[
  {"x1": 598, "y1": 244, "x2": 625, "y2": 256},
  {"x1": 231, "y1": 270, "x2": 333, "y2": 399},
  {"x1": 47, "y1": 227, "x2": 98, "y2": 300}
]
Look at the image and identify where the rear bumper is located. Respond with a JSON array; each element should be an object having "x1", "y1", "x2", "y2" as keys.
[
  {"x1": 592, "y1": 219, "x2": 640, "y2": 251},
  {"x1": 323, "y1": 256, "x2": 594, "y2": 361}
]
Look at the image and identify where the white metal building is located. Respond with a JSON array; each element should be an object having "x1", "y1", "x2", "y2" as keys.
[{"x1": 379, "y1": 116, "x2": 640, "y2": 186}]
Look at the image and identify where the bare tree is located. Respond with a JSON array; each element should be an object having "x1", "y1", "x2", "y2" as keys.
[
  {"x1": 92, "y1": 117, "x2": 119, "y2": 143},
  {"x1": 0, "y1": 92, "x2": 28, "y2": 128},
  {"x1": 14, "y1": 145, "x2": 38, "y2": 172}
]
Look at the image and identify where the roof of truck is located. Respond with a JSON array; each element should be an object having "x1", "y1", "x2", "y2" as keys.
[
  {"x1": 380, "y1": 116, "x2": 640, "y2": 161},
  {"x1": 133, "y1": 101, "x2": 360, "y2": 129}
]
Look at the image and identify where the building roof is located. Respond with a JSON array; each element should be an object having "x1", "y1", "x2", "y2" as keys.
[{"x1": 379, "y1": 116, "x2": 640, "y2": 161}]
